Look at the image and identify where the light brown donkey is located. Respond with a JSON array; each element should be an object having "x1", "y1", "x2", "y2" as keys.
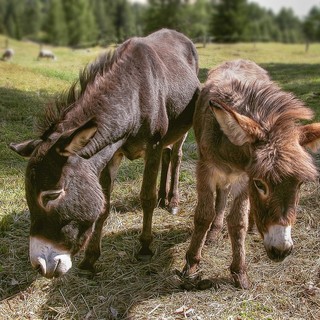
[{"x1": 183, "y1": 59, "x2": 320, "y2": 289}]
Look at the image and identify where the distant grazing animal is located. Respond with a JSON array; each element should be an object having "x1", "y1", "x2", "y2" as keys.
[
  {"x1": 38, "y1": 48, "x2": 56, "y2": 60},
  {"x1": 182, "y1": 59, "x2": 320, "y2": 289},
  {"x1": 10, "y1": 29, "x2": 200, "y2": 279},
  {"x1": 2, "y1": 48, "x2": 14, "y2": 61}
]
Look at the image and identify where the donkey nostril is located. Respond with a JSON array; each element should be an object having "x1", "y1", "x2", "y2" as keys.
[
  {"x1": 35, "y1": 264, "x2": 42, "y2": 274},
  {"x1": 35, "y1": 257, "x2": 47, "y2": 276},
  {"x1": 53, "y1": 258, "x2": 62, "y2": 277}
]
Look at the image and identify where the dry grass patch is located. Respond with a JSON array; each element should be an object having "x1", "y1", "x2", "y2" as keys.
[
  {"x1": 1, "y1": 39, "x2": 320, "y2": 319},
  {"x1": 1, "y1": 157, "x2": 320, "y2": 319}
]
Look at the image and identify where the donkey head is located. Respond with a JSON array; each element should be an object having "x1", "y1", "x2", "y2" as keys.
[
  {"x1": 10, "y1": 120, "x2": 107, "y2": 278},
  {"x1": 210, "y1": 99, "x2": 320, "y2": 262}
]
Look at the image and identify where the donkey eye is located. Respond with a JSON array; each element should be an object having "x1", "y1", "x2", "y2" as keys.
[
  {"x1": 40, "y1": 189, "x2": 65, "y2": 209},
  {"x1": 253, "y1": 179, "x2": 268, "y2": 196}
]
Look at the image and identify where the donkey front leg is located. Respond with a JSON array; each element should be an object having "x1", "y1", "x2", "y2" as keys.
[
  {"x1": 227, "y1": 190, "x2": 250, "y2": 289},
  {"x1": 79, "y1": 153, "x2": 123, "y2": 272},
  {"x1": 183, "y1": 161, "x2": 215, "y2": 276},
  {"x1": 138, "y1": 143, "x2": 163, "y2": 260}
]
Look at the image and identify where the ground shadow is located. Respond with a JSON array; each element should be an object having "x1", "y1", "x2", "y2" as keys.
[
  {"x1": 37, "y1": 226, "x2": 193, "y2": 319},
  {"x1": 262, "y1": 63, "x2": 320, "y2": 120},
  {"x1": 0, "y1": 86, "x2": 52, "y2": 169},
  {"x1": 0, "y1": 203, "x2": 231, "y2": 318},
  {"x1": 0, "y1": 210, "x2": 36, "y2": 301}
]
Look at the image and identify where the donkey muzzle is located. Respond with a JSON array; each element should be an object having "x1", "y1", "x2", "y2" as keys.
[
  {"x1": 29, "y1": 236, "x2": 72, "y2": 278},
  {"x1": 263, "y1": 225, "x2": 293, "y2": 262}
]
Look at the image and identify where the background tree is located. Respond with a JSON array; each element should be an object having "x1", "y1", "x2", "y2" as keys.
[
  {"x1": 113, "y1": 0, "x2": 135, "y2": 42},
  {"x1": 143, "y1": 0, "x2": 187, "y2": 35},
  {"x1": 91, "y1": 0, "x2": 112, "y2": 45},
  {"x1": 275, "y1": 8, "x2": 303, "y2": 43},
  {"x1": 303, "y1": 6, "x2": 320, "y2": 51},
  {"x1": 3, "y1": 0, "x2": 24, "y2": 39},
  {"x1": 183, "y1": 0, "x2": 211, "y2": 42},
  {"x1": 243, "y1": 5, "x2": 282, "y2": 42},
  {"x1": 0, "y1": 0, "x2": 7, "y2": 34},
  {"x1": 62, "y1": 0, "x2": 98, "y2": 47},
  {"x1": 210, "y1": 0, "x2": 248, "y2": 42},
  {"x1": 45, "y1": 0, "x2": 68, "y2": 45},
  {"x1": 22, "y1": 0, "x2": 41, "y2": 39},
  {"x1": 0, "y1": 0, "x2": 317, "y2": 47},
  {"x1": 131, "y1": 3, "x2": 145, "y2": 37}
]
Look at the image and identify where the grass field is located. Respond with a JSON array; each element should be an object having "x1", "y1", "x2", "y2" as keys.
[{"x1": 1, "y1": 35, "x2": 320, "y2": 319}]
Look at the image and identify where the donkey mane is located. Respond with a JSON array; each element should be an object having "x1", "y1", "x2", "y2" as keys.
[
  {"x1": 37, "y1": 48, "x2": 123, "y2": 140},
  {"x1": 230, "y1": 80, "x2": 316, "y2": 182},
  {"x1": 223, "y1": 79, "x2": 314, "y2": 127},
  {"x1": 211, "y1": 78, "x2": 317, "y2": 183}
]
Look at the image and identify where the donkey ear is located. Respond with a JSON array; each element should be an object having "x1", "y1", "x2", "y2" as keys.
[
  {"x1": 299, "y1": 123, "x2": 320, "y2": 152},
  {"x1": 9, "y1": 139, "x2": 42, "y2": 157},
  {"x1": 55, "y1": 119, "x2": 97, "y2": 157},
  {"x1": 209, "y1": 99, "x2": 265, "y2": 146}
]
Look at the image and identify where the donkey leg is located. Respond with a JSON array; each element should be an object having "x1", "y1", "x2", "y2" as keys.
[
  {"x1": 167, "y1": 133, "x2": 187, "y2": 215},
  {"x1": 183, "y1": 161, "x2": 215, "y2": 276},
  {"x1": 137, "y1": 144, "x2": 163, "y2": 260},
  {"x1": 79, "y1": 153, "x2": 123, "y2": 271},
  {"x1": 205, "y1": 185, "x2": 230, "y2": 244},
  {"x1": 247, "y1": 209, "x2": 256, "y2": 234},
  {"x1": 227, "y1": 190, "x2": 250, "y2": 289},
  {"x1": 158, "y1": 146, "x2": 171, "y2": 208}
]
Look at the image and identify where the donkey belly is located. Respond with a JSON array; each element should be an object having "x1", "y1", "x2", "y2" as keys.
[
  {"x1": 121, "y1": 142, "x2": 146, "y2": 160},
  {"x1": 211, "y1": 163, "x2": 248, "y2": 194}
]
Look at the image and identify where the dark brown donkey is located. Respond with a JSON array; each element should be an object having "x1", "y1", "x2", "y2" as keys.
[
  {"x1": 182, "y1": 59, "x2": 320, "y2": 289},
  {"x1": 10, "y1": 29, "x2": 200, "y2": 278}
]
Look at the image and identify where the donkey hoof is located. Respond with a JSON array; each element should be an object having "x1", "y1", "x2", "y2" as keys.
[
  {"x1": 78, "y1": 260, "x2": 96, "y2": 273},
  {"x1": 136, "y1": 248, "x2": 153, "y2": 262},
  {"x1": 232, "y1": 272, "x2": 250, "y2": 289},
  {"x1": 169, "y1": 206, "x2": 179, "y2": 215},
  {"x1": 176, "y1": 267, "x2": 203, "y2": 291},
  {"x1": 181, "y1": 263, "x2": 201, "y2": 280},
  {"x1": 158, "y1": 198, "x2": 166, "y2": 209}
]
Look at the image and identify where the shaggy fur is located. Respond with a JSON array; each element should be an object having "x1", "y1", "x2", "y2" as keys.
[
  {"x1": 10, "y1": 29, "x2": 200, "y2": 278},
  {"x1": 183, "y1": 59, "x2": 320, "y2": 289}
]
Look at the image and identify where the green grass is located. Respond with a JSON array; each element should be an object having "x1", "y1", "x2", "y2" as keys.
[{"x1": 1, "y1": 35, "x2": 320, "y2": 319}]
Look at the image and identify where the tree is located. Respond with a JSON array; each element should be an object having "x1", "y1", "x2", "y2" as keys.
[
  {"x1": 143, "y1": 0, "x2": 187, "y2": 35},
  {"x1": 63, "y1": 0, "x2": 98, "y2": 47},
  {"x1": 275, "y1": 8, "x2": 302, "y2": 43},
  {"x1": 22, "y1": 0, "x2": 42, "y2": 38},
  {"x1": 113, "y1": 0, "x2": 135, "y2": 42},
  {"x1": 303, "y1": 6, "x2": 320, "y2": 51},
  {"x1": 3, "y1": 0, "x2": 24, "y2": 39},
  {"x1": 46, "y1": 0, "x2": 68, "y2": 45},
  {"x1": 0, "y1": 0, "x2": 7, "y2": 34},
  {"x1": 183, "y1": 0, "x2": 211, "y2": 41},
  {"x1": 210, "y1": 0, "x2": 248, "y2": 42},
  {"x1": 243, "y1": 4, "x2": 281, "y2": 42}
]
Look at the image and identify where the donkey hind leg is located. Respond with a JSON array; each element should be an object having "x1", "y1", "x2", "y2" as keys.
[
  {"x1": 227, "y1": 189, "x2": 250, "y2": 289},
  {"x1": 205, "y1": 185, "x2": 230, "y2": 244},
  {"x1": 158, "y1": 146, "x2": 171, "y2": 209},
  {"x1": 183, "y1": 161, "x2": 215, "y2": 277},
  {"x1": 167, "y1": 133, "x2": 187, "y2": 215},
  {"x1": 137, "y1": 143, "x2": 163, "y2": 261},
  {"x1": 79, "y1": 152, "x2": 123, "y2": 272}
]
